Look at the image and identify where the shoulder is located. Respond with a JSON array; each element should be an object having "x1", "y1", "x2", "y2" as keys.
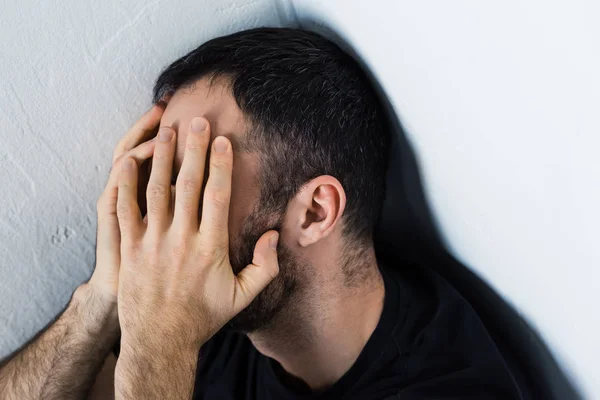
[
  {"x1": 382, "y1": 265, "x2": 523, "y2": 398},
  {"x1": 383, "y1": 263, "x2": 495, "y2": 350}
]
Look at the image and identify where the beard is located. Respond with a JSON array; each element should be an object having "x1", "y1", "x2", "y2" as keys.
[{"x1": 227, "y1": 208, "x2": 303, "y2": 333}]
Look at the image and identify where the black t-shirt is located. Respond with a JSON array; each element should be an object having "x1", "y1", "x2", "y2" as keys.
[{"x1": 192, "y1": 264, "x2": 522, "y2": 399}]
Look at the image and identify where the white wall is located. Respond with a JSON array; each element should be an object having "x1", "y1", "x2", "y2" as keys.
[
  {"x1": 0, "y1": 0, "x2": 293, "y2": 354},
  {"x1": 1, "y1": 0, "x2": 597, "y2": 397},
  {"x1": 291, "y1": 0, "x2": 599, "y2": 397}
]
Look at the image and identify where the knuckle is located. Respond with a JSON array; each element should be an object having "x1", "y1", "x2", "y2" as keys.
[
  {"x1": 177, "y1": 201, "x2": 196, "y2": 219},
  {"x1": 113, "y1": 146, "x2": 124, "y2": 160},
  {"x1": 143, "y1": 238, "x2": 162, "y2": 259},
  {"x1": 178, "y1": 178, "x2": 200, "y2": 194},
  {"x1": 119, "y1": 181, "x2": 132, "y2": 192},
  {"x1": 116, "y1": 203, "x2": 131, "y2": 219},
  {"x1": 121, "y1": 241, "x2": 140, "y2": 256},
  {"x1": 186, "y1": 140, "x2": 206, "y2": 151},
  {"x1": 206, "y1": 189, "x2": 230, "y2": 208},
  {"x1": 153, "y1": 145, "x2": 172, "y2": 159},
  {"x1": 132, "y1": 140, "x2": 151, "y2": 153},
  {"x1": 146, "y1": 201, "x2": 162, "y2": 216},
  {"x1": 211, "y1": 158, "x2": 231, "y2": 170},
  {"x1": 124, "y1": 147, "x2": 137, "y2": 157},
  {"x1": 170, "y1": 243, "x2": 188, "y2": 259},
  {"x1": 97, "y1": 197, "x2": 114, "y2": 215},
  {"x1": 197, "y1": 231, "x2": 228, "y2": 260},
  {"x1": 146, "y1": 182, "x2": 169, "y2": 200},
  {"x1": 208, "y1": 223, "x2": 226, "y2": 242},
  {"x1": 112, "y1": 154, "x2": 124, "y2": 167}
]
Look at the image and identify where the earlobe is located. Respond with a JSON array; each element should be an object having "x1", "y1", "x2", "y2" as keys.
[{"x1": 297, "y1": 176, "x2": 346, "y2": 247}]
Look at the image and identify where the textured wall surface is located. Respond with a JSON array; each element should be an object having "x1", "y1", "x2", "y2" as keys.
[{"x1": 1, "y1": 0, "x2": 597, "y2": 397}]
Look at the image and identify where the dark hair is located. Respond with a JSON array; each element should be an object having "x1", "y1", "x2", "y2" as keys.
[{"x1": 153, "y1": 27, "x2": 389, "y2": 245}]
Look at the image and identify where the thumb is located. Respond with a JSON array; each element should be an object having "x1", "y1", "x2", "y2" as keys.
[{"x1": 233, "y1": 231, "x2": 280, "y2": 312}]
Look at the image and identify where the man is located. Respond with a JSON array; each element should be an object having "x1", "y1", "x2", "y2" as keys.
[{"x1": 0, "y1": 28, "x2": 522, "y2": 399}]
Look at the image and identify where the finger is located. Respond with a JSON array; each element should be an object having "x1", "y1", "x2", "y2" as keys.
[
  {"x1": 98, "y1": 140, "x2": 156, "y2": 219},
  {"x1": 199, "y1": 136, "x2": 233, "y2": 249},
  {"x1": 116, "y1": 157, "x2": 143, "y2": 240},
  {"x1": 112, "y1": 104, "x2": 164, "y2": 162},
  {"x1": 146, "y1": 126, "x2": 177, "y2": 229},
  {"x1": 174, "y1": 117, "x2": 210, "y2": 231},
  {"x1": 233, "y1": 231, "x2": 280, "y2": 312}
]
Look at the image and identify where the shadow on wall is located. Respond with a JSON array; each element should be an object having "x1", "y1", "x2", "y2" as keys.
[{"x1": 298, "y1": 19, "x2": 582, "y2": 400}]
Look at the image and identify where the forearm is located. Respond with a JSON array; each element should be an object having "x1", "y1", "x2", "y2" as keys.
[
  {"x1": 114, "y1": 338, "x2": 199, "y2": 400},
  {"x1": 0, "y1": 284, "x2": 120, "y2": 400}
]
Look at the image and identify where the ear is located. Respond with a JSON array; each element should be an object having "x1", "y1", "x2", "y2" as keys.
[{"x1": 291, "y1": 175, "x2": 347, "y2": 247}]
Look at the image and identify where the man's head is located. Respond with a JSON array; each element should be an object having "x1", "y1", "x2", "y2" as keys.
[{"x1": 153, "y1": 28, "x2": 389, "y2": 332}]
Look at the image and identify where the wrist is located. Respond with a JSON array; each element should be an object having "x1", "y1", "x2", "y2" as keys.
[
  {"x1": 71, "y1": 283, "x2": 120, "y2": 339},
  {"x1": 119, "y1": 332, "x2": 201, "y2": 364},
  {"x1": 115, "y1": 338, "x2": 199, "y2": 397}
]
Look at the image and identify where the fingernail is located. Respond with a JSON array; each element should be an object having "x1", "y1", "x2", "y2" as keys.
[
  {"x1": 159, "y1": 128, "x2": 173, "y2": 142},
  {"x1": 269, "y1": 232, "x2": 279, "y2": 249},
  {"x1": 191, "y1": 117, "x2": 207, "y2": 133},
  {"x1": 122, "y1": 158, "x2": 133, "y2": 171},
  {"x1": 214, "y1": 136, "x2": 228, "y2": 153}
]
